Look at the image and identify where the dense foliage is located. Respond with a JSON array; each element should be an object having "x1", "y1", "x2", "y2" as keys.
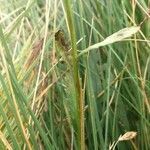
[{"x1": 0, "y1": 0, "x2": 149, "y2": 149}]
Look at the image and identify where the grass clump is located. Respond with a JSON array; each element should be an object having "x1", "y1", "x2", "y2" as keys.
[{"x1": 0, "y1": 0, "x2": 149, "y2": 149}]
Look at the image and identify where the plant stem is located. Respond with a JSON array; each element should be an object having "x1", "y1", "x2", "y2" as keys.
[{"x1": 62, "y1": 0, "x2": 85, "y2": 149}]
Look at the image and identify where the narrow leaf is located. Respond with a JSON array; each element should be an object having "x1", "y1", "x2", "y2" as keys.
[{"x1": 79, "y1": 26, "x2": 140, "y2": 56}]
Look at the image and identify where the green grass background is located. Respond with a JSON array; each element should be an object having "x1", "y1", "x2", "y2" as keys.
[{"x1": 0, "y1": 0, "x2": 149, "y2": 149}]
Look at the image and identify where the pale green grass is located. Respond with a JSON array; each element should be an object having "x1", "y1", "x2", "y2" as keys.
[{"x1": 0, "y1": 0, "x2": 149, "y2": 150}]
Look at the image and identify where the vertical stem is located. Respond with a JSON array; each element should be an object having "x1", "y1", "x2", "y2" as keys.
[
  {"x1": 104, "y1": 0, "x2": 112, "y2": 149},
  {"x1": 61, "y1": 0, "x2": 84, "y2": 149}
]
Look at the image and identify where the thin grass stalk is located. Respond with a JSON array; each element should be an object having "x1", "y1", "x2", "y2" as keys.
[
  {"x1": 0, "y1": 26, "x2": 16, "y2": 77},
  {"x1": 0, "y1": 130, "x2": 12, "y2": 150},
  {"x1": 104, "y1": 1, "x2": 112, "y2": 149},
  {"x1": 132, "y1": 2, "x2": 150, "y2": 113},
  {"x1": 7, "y1": 72, "x2": 53, "y2": 149},
  {"x1": 0, "y1": 101, "x2": 20, "y2": 149},
  {"x1": 0, "y1": 56, "x2": 32, "y2": 150},
  {"x1": 132, "y1": 2, "x2": 149, "y2": 148},
  {"x1": 0, "y1": 27, "x2": 32, "y2": 149},
  {"x1": 61, "y1": 0, "x2": 84, "y2": 149},
  {"x1": 104, "y1": 48, "x2": 112, "y2": 150}
]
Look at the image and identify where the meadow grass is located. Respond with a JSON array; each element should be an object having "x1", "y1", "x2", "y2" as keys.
[{"x1": 0, "y1": 0, "x2": 149, "y2": 149}]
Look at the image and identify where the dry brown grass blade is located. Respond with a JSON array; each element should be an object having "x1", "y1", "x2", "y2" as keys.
[
  {"x1": 118, "y1": 131, "x2": 137, "y2": 141},
  {"x1": 25, "y1": 38, "x2": 44, "y2": 69}
]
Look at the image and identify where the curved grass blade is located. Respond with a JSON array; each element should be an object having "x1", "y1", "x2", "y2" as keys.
[{"x1": 79, "y1": 26, "x2": 140, "y2": 56}]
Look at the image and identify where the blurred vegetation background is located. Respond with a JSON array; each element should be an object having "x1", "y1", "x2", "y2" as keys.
[{"x1": 0, "y1": 0, "x2": 149, "y2": 149}]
